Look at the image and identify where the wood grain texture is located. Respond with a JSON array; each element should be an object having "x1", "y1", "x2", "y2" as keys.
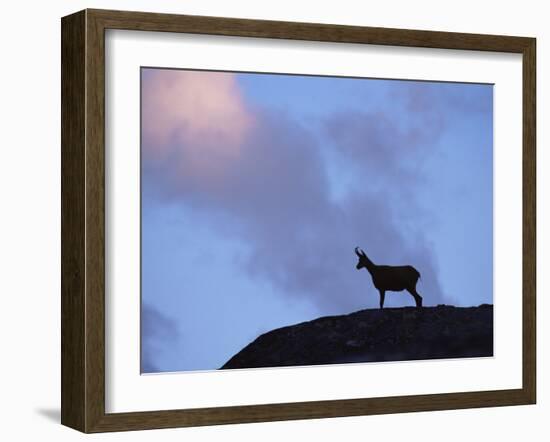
[
  {"x1": 89, "y1": 8, "x2": 532, "y2": 52},
  {"x1": 522, "y1": 38, "x2": 536, "y2": 404},
  {"x1": 61, "y1": 10, "x2": 86, "y2": 432},
  {"x1": 60, "y1": 8, "x2": 537, "y2": 433},
  {"x1": 84, "y1": 9, "x2": 107, "y2": 432}
]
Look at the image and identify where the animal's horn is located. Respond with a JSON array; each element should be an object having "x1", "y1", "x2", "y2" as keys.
[{"x1": 355, "y1": 247, "x2": 364, "y2": 257}]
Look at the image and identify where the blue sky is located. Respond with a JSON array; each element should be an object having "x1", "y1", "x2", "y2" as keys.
[{"x1": 140, "y1": 68, "x2": 493, "y2": 373}]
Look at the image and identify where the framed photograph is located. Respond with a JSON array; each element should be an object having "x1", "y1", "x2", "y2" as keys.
[{"x1": 61, "y1": 9, "x2": 536, "y2": 433}]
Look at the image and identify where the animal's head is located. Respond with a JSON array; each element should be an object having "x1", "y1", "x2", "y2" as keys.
[{"x1": 355, "y1": 247, "x2": 368, "y2": 270}]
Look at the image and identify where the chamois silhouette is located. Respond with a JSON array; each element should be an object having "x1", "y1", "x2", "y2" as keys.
[{"x1": 355, "y1": 247, "x2": 423, "y2": 309}]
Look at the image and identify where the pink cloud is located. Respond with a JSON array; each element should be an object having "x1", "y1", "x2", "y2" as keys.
[{"x1": 142, "y1": 69, "x2": 254, "y2": 177}]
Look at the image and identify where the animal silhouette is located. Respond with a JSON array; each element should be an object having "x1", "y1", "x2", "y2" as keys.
[{"x1": 355, "y1": 247, "x2": 423, "y2": 309}]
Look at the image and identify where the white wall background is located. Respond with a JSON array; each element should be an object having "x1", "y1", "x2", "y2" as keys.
[{"x1": 0, "y1": 0, "x2": 546, "y2": 440}]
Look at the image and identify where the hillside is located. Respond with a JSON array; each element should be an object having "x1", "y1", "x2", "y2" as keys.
[{"x1": 221, "y1": 304, "x2": 493, "y2": 370}]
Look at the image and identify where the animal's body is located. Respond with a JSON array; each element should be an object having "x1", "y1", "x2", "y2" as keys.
[{"x1": 355, "y1": 247, "x2": 423, "y2": 309}]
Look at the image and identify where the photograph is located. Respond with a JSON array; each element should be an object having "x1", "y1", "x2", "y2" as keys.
[
  {"x1": 140, "y1": 67, "x2": 494, "y2": 373},
  {"x1": 52, "y1": 3, "x2": 537, "y2": 435}
]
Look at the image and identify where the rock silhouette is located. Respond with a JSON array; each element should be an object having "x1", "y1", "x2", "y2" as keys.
[{"x1": 221, "y1": 304, "x2": 493, "y2": 370}]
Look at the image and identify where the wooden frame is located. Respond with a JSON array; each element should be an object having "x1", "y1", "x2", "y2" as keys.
[{"x1": 61, "y1": 8, "x2": 536, "y2": 433}]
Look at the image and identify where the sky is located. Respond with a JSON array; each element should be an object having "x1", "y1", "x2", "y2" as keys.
[{"x1": 140, "y1": 68, "x2": 493, "y2": 373}]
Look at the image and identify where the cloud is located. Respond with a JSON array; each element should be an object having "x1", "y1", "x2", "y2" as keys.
[
  {"x1": 142, "y1": 69, "x2": 253, "y2": 180},
  {"x1": 141, "y1": 303, "x2": 181, "y2": 373},
  {"x1": 141, "y1": 70, "x2": 449, "y2": 312}
]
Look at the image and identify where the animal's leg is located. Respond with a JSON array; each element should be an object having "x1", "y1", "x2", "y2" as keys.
[
  {"x1": 407, "y1": 287, "x2": 423, "y2": 308},
  {"x1": 378, "y1": 290, "x2": 386, "y2": 309}
]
